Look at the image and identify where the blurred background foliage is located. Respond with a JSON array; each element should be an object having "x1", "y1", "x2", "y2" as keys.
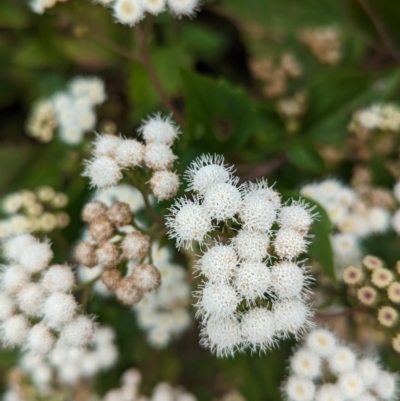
[{"x1": 1, "y1": 0, "x2": 400, "y2": 399}]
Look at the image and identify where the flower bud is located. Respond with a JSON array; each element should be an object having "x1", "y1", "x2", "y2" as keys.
[
  {"x1": 96, "y1": 241, "x2": 119, "y2": 268},
  {"x1": 121, "y1": 232, "x2": 150, "y2": 260},
  {"x1": 82, "y1": 200, "x2": 108, "y2": 223},
  {"x1": 74, "y1": 241, "x2": 98, "y2": 267},
  {"x1": 89, "y1": 216, "x2": 114, "y2": 242},
  {"x1": 129, "y1": 264, "x2": 161, "y2": 292},
  {"x1": 101, "y1": 269, "x2": 122, "y2": 291},
  {"x1": 106, "y1": 202, "x2": 132, "y2": 226},
  {"x1": 115, "y1": 279, "x2": 144, "y2": 305}
]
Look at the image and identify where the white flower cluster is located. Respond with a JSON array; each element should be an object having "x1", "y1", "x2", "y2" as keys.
[
  {"x1": 167, "y1": 154, "x2": 315, "y2": 356},
  {"x1": 27, "y1": 76, "x2": 106, "y2": 144},
  {"x1": 83, "y1": 114, "x2": 180, "y2": 201},
  {"x1": 391, "y1": 180, "x2": 400, "y2": 235},
  {"x1": 283, "y1": 328, "x2": 398, "y2": 401},
  {"x1": 102, "y1": 368, "x2": 196, "y2": 401},
  {"x1": 133, "y1": 243, "x2": 191, "y2": 349},
  {"x1": 349, "y1": 103, "x2": 400, "y2": 133},
  {"x1": 300, "y1": 179, "x2": 391, "y2": 271},
  {"x1": 0, "y1": 234, "x2": 96, "y2": 355},
  {"x1": 0, "y1": 186, "x2": 69, "y2": 240},
  {"x1": 19, "y1": 325, "x2": 118, "y2": 391},
  {"x1": 103, "y1": 0, "x2": 201, "y2": 27}
]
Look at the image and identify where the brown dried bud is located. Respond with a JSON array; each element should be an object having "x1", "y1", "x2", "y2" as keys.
[
  {"x1": 106, "y1": 202, "x2": 132, "y2": 226},
  {"x1": 96, "y1": 241, "x2": 120, "y2": 268},
  {"x1": 74, "y1": 241, "x2": 97, "y2": 267},
  {"x1": 115, "y1": 279, "x2": 144, "y2": 305},
  {"x1": 129, "y1": 263, "x2": 161, "y2": 292},
  {"x1": 121, "y1": 232, "x2": 150, "y2": 260},
  {"x1": 82, "y1": 201, "x2": 108, "y2": 223},
  {"x1": 101, "y1": 269, "x2": 122, "y2": 291},
  {"x1": 89, "y1": 216, "x2": 115, "y2": 243}
]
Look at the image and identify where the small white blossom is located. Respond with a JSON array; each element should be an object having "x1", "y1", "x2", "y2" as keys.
[
  {"x1": 139, "y1": 114, "x2": 179, "y2": 145},
  {"x1": 83, "y1": 156, "x2": 123, "y2": 188},
  {"x1": 113, "y1": 0, "x2": 145, "y2": 25}
]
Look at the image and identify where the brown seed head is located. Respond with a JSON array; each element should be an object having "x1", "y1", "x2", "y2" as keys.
[
  {"x1": 74, "y1": 241, "x2": 98, "y2": 267},
  {"x1": 121, "y1": 232, "x2": 150, "y2": 260},
  {"x1": 115, "y1": 279, "x2": 144, "y2": 305},
  {"x1": 129, "y1": 263, "x2": 161, "y2": 292},
  {"x1": 101, "y1": 269, "x2": 122, "y2": 291},
  {"x1": 96, "y1": 241, "x2": 120, "y2": 268},
  {"x1": 106, "y1": 202, "x2": 132, "y2": 226},
  {"x1": 82, "y1": 201, "x2": 108, "y2": 223},
  {"x1": 89, "y1": 216, "x2": 115, "y2": 243}
]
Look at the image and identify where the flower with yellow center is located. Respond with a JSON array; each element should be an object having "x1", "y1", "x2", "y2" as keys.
[
  {"x1": 343, "y1": 265, "x2": 363, "y2": 285},
  {"x1": 357, "y1": 286, "x2": 377, "y2": 306},
  {"x1": 377, "y1": 306, "x2": 398, "y2": 328},
  {"x1": 363, "y1": 255, "x2": 383, "y2": 270},
  {"x1": 371, "y1": 267, "x2": 394, "y2": 289},
  {"x1": 388, "y1": 282, "x2": 400, "y2": 303}
]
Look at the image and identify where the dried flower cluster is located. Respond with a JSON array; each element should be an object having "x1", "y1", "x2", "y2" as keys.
[
  {"x1": 298, "y1": 27, "x2": 342, "y2": 65},
  {"x1": 282, "y1": 327, "x2": 398, "y2": 401},
  {"x1": 343, "y1": 256, "x2": 400, "y2": 354},
  {"x1": 301, "y1": 179, "x2": 391, "y2": 271},
  {"x1": 75, "y1": 199, "x2": 161, "y2": 305},
  {"x1": 27, "y1": 76, "x2": 106, "y2": 144},
  {"x1": 167, "y1": 154, "x2": 315, "y2": 356},
  {"x1": 0, "y1": 186, "x2": 69, "y2": 239},
  {"x1": 83, "y1": 114, "x2": 180, "y2": 201},
  {"x1": 0, "y1": 234, "x2": 96, "y2": 356},
  {"x1": 250, "y1": 53, "x2": 302, "y2": 98},
  {"x1": 133, "y1": 243, "x2": 191, "y2": 349}
]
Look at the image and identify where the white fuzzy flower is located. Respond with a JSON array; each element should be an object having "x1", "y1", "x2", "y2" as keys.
[
  {"x1": 270, "y1": 262, "x2": 306, "y2": 299},
  {"x1": 328, "y1": 346, "x2": 357, "y2": 374},
  {"x1": 42, "y1": 264, "x2": 75, "y2": 293},
  {"x1": 234, "y1": 261, "x2": 271, "y2": 303},
  {"x1": 150, "y1": 171, "x2": 180, "y2": 201},
  {"x1": 196, "y1": 244, "x2": 238, "y2": 283},
  {"x1": 203, "y1": 182, "x2": 242, "y2": 221},
  {"x1": 115, "y1": 139, "x2": 145, "y2": 168},
  {"x1": 113, "y1": 0, "x2": 145, "y2": 25},
  {"x1": 285, "y1": 375, "x2": 316, "y2": 401},
  {"x1": 239, "y1": 188, "x2": 277, "y2": 232},
  {"x1": 233, "y1": 228, "x2": 270, "y2": 262},
  {"x1": 144, "y1": 142, "x2": 177, "y2": 170},
  {"x1": 59, "y1": 315, "x2": 95, "y2": 347},
  {"x1": 1, "y1": 314, "x2": 30, "y2": 346},
  {"x1": 196, "y1": 282, "x2": 240, "y2": 318},
  {"x1": 273, "y1": 299, "x2": 312, "y2": 336},
  {"x1": 331, "y1": 233, "x2": 361, "y2": 266},
  {"x1": 291, "y1": 348, "x2": 321, "y2": 379},
  {"x1": 43, "y1": 292, "x2": 77, "y2": 329},
  {"x1": 17, "y1": 283, "x2": 47, "y2": 317},
  {"x1": 278, "y1": 201, "x2": 315, "y2": 233},
  {"x1": 69, "y1": 76, "x2": 106, "y2": 105},
  {"x1": 184, "y1": 154, "x2": 233, "y2": 195},
  {"x1": 315, "y1": 384, "x2": 343, "y2": 401},
  {"x1": 59, "y1": 125, "x2": 84, "y2": 144},
  {"x1": 200, "y1": 315, "x2": 241, "y2": 357},
  {"x1": 17, "y1": 239, "x2": 53, "y2": 274},
  {"x1": 93, "y1": 134, "x2": 122, "y2": 158},
  {"x1": 240, "y1": 307, "x2": 276, "y2": 351},
  {"x1": 83, "y1": 156, "x2": 122, "y2": 188},
  {"x1": 0, "y1": 293, "x2": 14, "y2": 322},
  {"x1": 357, "y1": 358, "x2": 379, "y2": 384},
  {"x1": 139, "y1": 114, "x2": 178, "y2": 145},
  {"x1": 374, "y1": 371, "x2": 397, "y2": 400},
  {"x1": 274, "y1": 228, "x2": 308, "y2": 260},
  {"x1": 1, "y1": 264, "x2": 30, "y2": 294},
  {"x1": 241, "y1": 179, "x2": 281, "y2": 209},
  {"x1": 166, "y1": 198, "x2": 213, "y2": 249},
  {"x1": 26, "y1": 323, "x2": 55, "y2": 354},
  {"x1": 167, "y1": 0, "x2": 200, "y2": 16},
  {"x1": 305, "y1": 328, "x2": 337, "y2": 357},
  {"x1": 337, "y1": 372, "x2": 365, "y2": 399},
  {"x1": 367, "y1": 207, "x2": 390, "y2": 233}
]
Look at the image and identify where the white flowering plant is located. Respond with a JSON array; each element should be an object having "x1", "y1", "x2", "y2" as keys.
[{"x1": 1, "y1": 0, "x2": 400, "y2": 400}]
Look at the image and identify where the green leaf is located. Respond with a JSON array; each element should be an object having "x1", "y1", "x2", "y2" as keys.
[
  {"x1": 181, "y1": 70, "x2": 263, "y2": 154},
  {"x1": 287, "y1": 142, "x2": 325, "y2": 173}
]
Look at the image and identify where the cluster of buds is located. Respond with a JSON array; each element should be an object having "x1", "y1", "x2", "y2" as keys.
[
  {"x1": 343, "y1": 256, "x2": 400, "y2": 354},
  {"x1": 102, "y1": 368, "x2": 196, "y2": 401},
  {"x1": 0, "y1": 186, "x2": 69, "y2": 239},
  {"x1": 300, "y1": 179, "x2": 391, "y2": 271},
  {"x1": 133, "y1": 243, "x2": 192, "y2": 349},
  {"x1": 0, "y1": 234, "x2": 95, "y2": 355},
  {"x1": 249, "y1": 52, "x2": 302, "y2": 98},
  {"x1": 83, "y1": 114, "x2": 180, "y2": 202},
  {"x1": 27, "y1": 76, "x2": 106, "y2": 144},
  {"x1": 19, "y1": 325, "x2": 118, "y2": 390},
  {"x1": 297, "y1": 27, "x2": 342, "y2": 65},
  {"x1": 282, "y1": 327, "x2": 398, "y2": 401},
  {"x1": 167, "y1": 154, "x2": 315, "y2": 356},
  {"x1": 75, "y1": 200, "x2": 161, "y2": 305}
]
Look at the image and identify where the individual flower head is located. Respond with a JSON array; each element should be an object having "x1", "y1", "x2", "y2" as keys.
[
  {"x1": 290, "y1": 348, "x2": 321, "y2": 379},
  {"x1": 139, "y1": 113, "x2": 179, "y2": 145},
  {"x1": 284, "y1": 375, "x2": 316, "y2": 401},
  {"x1": 388, "y1": 282, "x2": 400, "y2": 303},
  {"x1": 184, "y1": 154, "x2": 234, "y2": 195},
  {"x1": 343, "y1": 265, "x2": 364, "y2": 285},
  {"x1": 278, "y1": 200, "x2": 316, "y2": 234},
  {"x1": 274, "y1": 228, "x2": 309, "y2": 260},
  {"x1": 377, "y1": 306, "x2": 398, "y2": 328},
  {"x1": 270, "y1": 262, "x2": 309, "y2": 299},
  {"x1": 232, "y1": 228, "x2": 270, "y2": 262},
  {"x1": 113, "y1": 0, "x2": 145, "y2": 25},
  {"x1": 363, "y1": 255, "x2": 383, "y2": 270},
  {"x1": 167, "y1": 0, "x2": 200, "y2": 16},
  {"x1": 83, "y1": 156, "x2": 122, "y2": 188},
  {"x1": 357, "y1": 286, "x2": 378, "y2": 306},
  {"x1": 305, "y1": 328, "x2": 337, "y2": 357},
  {"x1": 166, "y1": 197, "x2": 213, "y2": 249},
  {"x1": 150, "y1": 171, "x2": 180, "y2": 201},
  {"x1": 371, "y1": 267, "x2": 394, "y2": 289}
]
